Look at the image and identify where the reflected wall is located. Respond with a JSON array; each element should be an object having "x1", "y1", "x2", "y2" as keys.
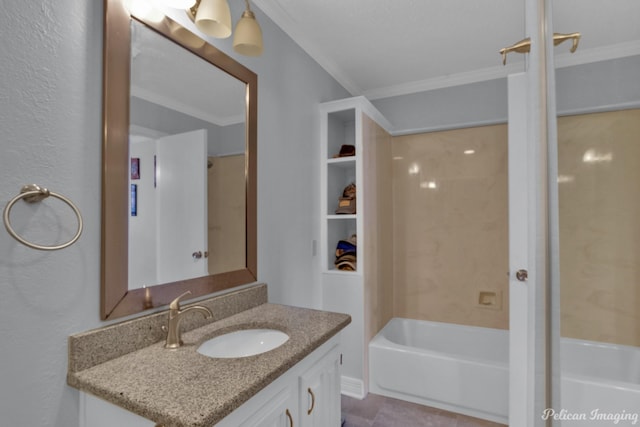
[{"x1": 558, "y1": 108, "x2": 640, "y2": 347}]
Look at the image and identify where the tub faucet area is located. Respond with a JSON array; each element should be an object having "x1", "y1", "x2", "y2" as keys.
[{"x1": 162, "y1": 291, "x2": 213, "y2": 349}]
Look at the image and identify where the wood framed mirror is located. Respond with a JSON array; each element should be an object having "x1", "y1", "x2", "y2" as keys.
[{"x1": 102, "y1": 0, "x2": 257, "y2": 320}]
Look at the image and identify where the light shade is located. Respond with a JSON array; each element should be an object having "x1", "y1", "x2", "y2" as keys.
[
  {"x1": 194, "y1": 0, "x2": 232, "y2": 39},
  {"x1": 169, "y1": 20, "x2": 206, "y2": 49},
  {"x1": 158, "y1": 0, "x2": 197, "y2": 8},
  {"x1": 233, "y1": 9, "x2": 263, "y2": 56},
  {"x1": 129, "y1": 0, "x2": 165, "y2": 22}
]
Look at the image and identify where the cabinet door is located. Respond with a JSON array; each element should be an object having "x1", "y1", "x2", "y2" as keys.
[
  {"x1": 299, "y1": 348, "x2": 341, "y2": 427},
  {"x1": 238, "y1": 385, "x2": 297, "y2": 427}
]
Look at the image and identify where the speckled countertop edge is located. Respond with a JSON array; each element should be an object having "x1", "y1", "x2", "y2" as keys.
[{"x1": 68, "y1": 303, "x2": 351, "y2": 427}]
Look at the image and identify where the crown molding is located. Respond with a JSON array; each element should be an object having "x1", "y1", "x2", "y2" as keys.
[
  {"x1": 363, "y1": 63, "x2": 522, "y2": 100},
  {"x1": 131, "y1": 86, "x2": 245, "y2": 127}
]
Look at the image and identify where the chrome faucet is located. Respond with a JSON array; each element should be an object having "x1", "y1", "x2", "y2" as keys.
[{"x1": 162, "y1": 291, "x2": 213, "y2": 349}]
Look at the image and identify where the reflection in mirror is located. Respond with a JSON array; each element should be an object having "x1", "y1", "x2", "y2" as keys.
[
  {"x1": 128, "y1": 19, "x2": 247, "y2": 289},
  {"x1": 102, "y1": 0, "x2": 257, "y2": 320}
]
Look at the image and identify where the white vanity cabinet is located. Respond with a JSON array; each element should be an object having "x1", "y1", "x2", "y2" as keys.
[
  {"x1": 80, "y1": 336, "x2": 342, "y2": 427},
  {"x1": 214, "y1": 337, "x2": 341, "y2": 427},
  {"x1": 226, "y1": 384, "x2": 298, "y2": 427},
  {"x1": 298, "y1": 346, "x2": 341, "y2": 427},
  {"x1": 81, "y1": 392, "x2": 155, "y2": 427}
]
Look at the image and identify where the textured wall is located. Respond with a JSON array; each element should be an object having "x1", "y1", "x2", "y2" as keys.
[
  {"x1": 0, "y1": 2, "x2": 104, "y2": 426},
  {"x1": 0, "y1": 1, "x2": 349, "y2": 426}
]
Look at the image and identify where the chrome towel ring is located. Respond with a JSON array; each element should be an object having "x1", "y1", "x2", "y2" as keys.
[{"x1": 3, "y1": 184, "x2": 83, "y2": 251}]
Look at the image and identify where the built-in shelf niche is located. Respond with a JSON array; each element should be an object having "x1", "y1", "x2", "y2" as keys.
[{"x1": 324, "y1": 107, "x2": 358, "y2": 273}]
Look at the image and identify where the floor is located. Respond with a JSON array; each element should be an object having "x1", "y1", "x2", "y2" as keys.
[{"x1": 341, "y1": 394, "x2": 507, "y2": 427}]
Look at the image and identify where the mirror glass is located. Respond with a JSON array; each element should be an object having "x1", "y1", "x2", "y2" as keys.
[
  {"x1": 128, "y1": 19, "x2": 246, "y2": 288},
  {"x1": 102, "y1": 0, "x2": 257, "y2": 320}
]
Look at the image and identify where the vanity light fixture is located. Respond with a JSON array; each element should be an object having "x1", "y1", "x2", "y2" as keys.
[
  {"x1": 188, "y1": 0, "x2": 264, "y2": 56},
  {"x1": 129, "y1": 0, "x2": 166, "y2": 22},
  {"x1": 193, "y1": 0, "x2": 232, "y2": 38},
  {"x1": 232, "y1": 0, "x2": 263, "y2": 56},
  {"x1": 157, "y1": 0, "x2": 197, "y2": 8}
]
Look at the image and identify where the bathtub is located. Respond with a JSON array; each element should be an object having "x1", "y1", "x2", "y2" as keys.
[{"x1": 369, "y1": 318, "x2": 640, "y2": 426}]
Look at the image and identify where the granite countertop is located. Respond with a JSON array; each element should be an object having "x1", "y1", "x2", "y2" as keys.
[{"x1": 68, "y1": 303, "x2": 350, "y2": 427}]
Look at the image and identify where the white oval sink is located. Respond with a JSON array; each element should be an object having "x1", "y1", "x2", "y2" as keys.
[{"x1": 197, "y1": 329, "x2": 289, "y2": 358}]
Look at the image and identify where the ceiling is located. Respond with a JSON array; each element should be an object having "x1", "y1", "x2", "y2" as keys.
[
  {"x1": 131, "y1": 18, "x2": 246, "y2": 126},
  {"x1": 252, "y1": 0, "x2": 640, "y2": 100}
]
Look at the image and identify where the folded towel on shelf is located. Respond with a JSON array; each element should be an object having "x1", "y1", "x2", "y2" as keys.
[{"x1": 335, "y1": 234, "x2": 357, "y2": 271}]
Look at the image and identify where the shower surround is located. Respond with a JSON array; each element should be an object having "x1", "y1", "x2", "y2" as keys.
[{"x1": 391, "y1": 124, "x2": 510, "y2": 331}]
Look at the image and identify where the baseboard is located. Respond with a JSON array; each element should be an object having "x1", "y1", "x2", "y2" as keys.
[{"x1": 341, "y1": 376, "x2": 365, "y2": 399}]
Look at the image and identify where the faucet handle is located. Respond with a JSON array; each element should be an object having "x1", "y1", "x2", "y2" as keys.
[{"x1": 169, "y1": 290, "x2": 192, "y2": 311}]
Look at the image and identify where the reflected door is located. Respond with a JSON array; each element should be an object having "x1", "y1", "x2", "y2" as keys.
[
  {"x1": 207, "y1": 154, "x2": 246, "y2": 275},
  {"x1": 156, "y1": 129, "x2": 208, "y2": 284}
]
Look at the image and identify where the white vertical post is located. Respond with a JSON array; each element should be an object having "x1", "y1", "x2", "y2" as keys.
[
  {"x1": 508, "y1": 0, "x2": 559, "y2": 425},
  {"x1": 508, "y1": 72, "x2": 532, "y2": 427}
]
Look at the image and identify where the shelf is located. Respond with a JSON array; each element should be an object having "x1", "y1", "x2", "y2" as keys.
[
  {"x1": 323, "y1": 269, "x2": 361, "y2": 276},
  {"x1": 326, "y1": 156, "x2": 356, "y2": 167},
  {"x1": 327, "y1": 214, "x2": 357, "y2": 220},
  {"x1": 327, "y1": 165, "x2": 356, "y2": 215},
  {"x1": 326, "y1": 108, "x2": 356, "y2": 161},
  {"x1": 322, "y1": 103, "x2": 361, "y2": 277}
]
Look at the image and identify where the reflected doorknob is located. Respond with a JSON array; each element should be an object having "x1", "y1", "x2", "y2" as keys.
[
  {"x1": 500, "y1": 32, "x2": 580, "y2": 65},
  {"x1": 516, "y1": 269, "x2": 528, "y2": 282},
  {"x1": 499, "y1": 38, "x2": 531, "y2": 65},
  {"x1": 553, "y1": 32, "x2": 581, "y2": 53}
]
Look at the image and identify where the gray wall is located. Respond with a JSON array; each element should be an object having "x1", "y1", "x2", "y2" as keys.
[
  {"x1": 373, "y1": 78, "x2": 508, "y2": 134},
  {"x1": 0, "y1": 1, "x2": 348, "y2": 426},
  {"x1": 373, "y1": 55, "x2": 640, "y2": 135},
  {"x1": 555, "y1": 55, "x2": 640, "y2": 115}
]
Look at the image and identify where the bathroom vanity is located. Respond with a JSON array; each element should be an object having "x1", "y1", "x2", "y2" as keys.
[
  {"x1": 85, "y1": 7, "x2": 352, "y2": 425},
  {"x1": 68, "y1": 284, "x2": 350, "y2": 427}
]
